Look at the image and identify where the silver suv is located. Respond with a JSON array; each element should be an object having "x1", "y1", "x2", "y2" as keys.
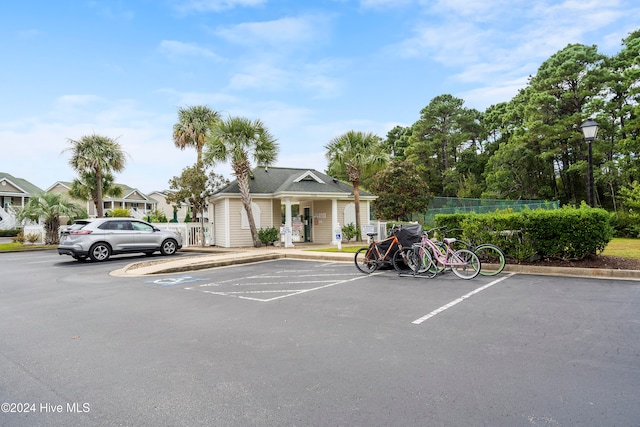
[{"x1": 58, "y1": 218, "x2": 183, "y2": 262}]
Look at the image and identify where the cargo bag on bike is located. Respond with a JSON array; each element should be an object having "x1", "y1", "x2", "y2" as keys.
[{"x1": 394, "y1": 223, "x2": 423, "y2": 249}]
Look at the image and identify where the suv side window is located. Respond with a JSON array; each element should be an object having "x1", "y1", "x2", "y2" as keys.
[
  {"x1": 68, "y1": 221, "x2": 90, "y2": 231},
  {"x1": 131, "y1": 221, "x2": 153, "y2": 232},
  {"x1": 99, "y1": 220, "x2": 133, "y2": 231}
]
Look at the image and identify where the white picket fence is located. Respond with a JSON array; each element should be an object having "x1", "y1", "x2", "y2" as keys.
[
  {"x1": 0, "y1": 205, "x2": 17, "y2": 230},
  {"x1": 23, "y1": 222, "x2": 210, "y2": 247}
]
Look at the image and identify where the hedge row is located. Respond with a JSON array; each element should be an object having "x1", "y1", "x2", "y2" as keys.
[
  {"x1": 0, "y1": 229, "x2": 21, "y2": 237},
  {"x1": 433, "y1": 205, "x2": 614, "y2": 262}
]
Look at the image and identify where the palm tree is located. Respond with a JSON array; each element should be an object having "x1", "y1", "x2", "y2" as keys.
[
  {"x1": 66, "y1": 134, "x2": 127, "y2": 218},
  {"x1": 173, "y1": 105, "x2": 221, "y2": 164},
  {"x1": 18, "y1": 192, "x2": 86, "y2": 245},
  {"x1": 68, "y1": 171, "x2": 123, "y2": 216},
  {"x1": 205, "y1": 116, "x2": 278, "y2": 247},
  {"x1": 325, "y1": 131, "x2": 389, "y2": 241}
]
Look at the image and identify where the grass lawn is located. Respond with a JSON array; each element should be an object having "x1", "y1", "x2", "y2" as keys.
[
  {"x1": 601, "y1": 238, "x2": 640, "y2": 259},
  {"x1": 309, "y1": 238, "x2": 640, "y2": 259},
  {"x1": 307, "y1": 245, "x2": 365, "y2": 253},
  {"x1": 0, "y1": 242, "x2": 56, "y2": 251}
]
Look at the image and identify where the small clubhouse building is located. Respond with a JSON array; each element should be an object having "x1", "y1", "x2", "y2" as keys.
[{"x1": 209, "y1": 167, "x2": 376, "y2": 248}]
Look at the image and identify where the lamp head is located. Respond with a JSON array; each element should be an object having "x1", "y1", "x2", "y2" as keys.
[{"x1": 581, "y1": 118, "x2": 599, "y2": 142}]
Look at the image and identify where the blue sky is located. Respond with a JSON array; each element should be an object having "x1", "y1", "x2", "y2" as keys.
[{"x1": 1, "y1": 0, "x2": 638, "y2": 193}]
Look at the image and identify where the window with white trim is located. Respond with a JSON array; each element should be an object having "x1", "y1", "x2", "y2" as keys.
[{"x1": 240, "y1": 203, "x2": 261, "y2": 229}]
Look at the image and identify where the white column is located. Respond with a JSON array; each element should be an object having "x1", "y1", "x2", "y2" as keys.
[
  {"x1": 331, "y1": 199, "x2": 340, "y2": 245},
  {"x1": 284, "y1": 198, "x2": 294, "y2": 248}
]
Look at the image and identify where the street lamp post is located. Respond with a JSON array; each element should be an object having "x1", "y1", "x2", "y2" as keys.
[{"x1": 581, "y1": 118, "x2": 599, "y2": 207}]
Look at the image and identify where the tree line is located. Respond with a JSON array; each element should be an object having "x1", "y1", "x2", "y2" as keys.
[{"x1": 377, "y1": 29, "x2": 640, "y2": 213}]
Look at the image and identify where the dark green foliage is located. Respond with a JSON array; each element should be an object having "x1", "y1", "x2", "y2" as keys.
[
  {"x1": 435, "y1": 205, "x2": 614, "y2": 261},
  {"x1": 386, "y1": 32, "x2": 640, "y2": 209},
  {"x1": 524, "y1": 204, "x2": 613, "y2": 260},
  {"x1": 609, "y1": 211, "x2": 640, "y2": 238},
  {"x1": 0, "y1": 229, "x2": 21, "y2": 237},
  {"x1": 370, "y1": 160, "x2": 431, "y2": 221},
  {"x1": 258, "y1": 227, "x2": 279, "y2": 245}
]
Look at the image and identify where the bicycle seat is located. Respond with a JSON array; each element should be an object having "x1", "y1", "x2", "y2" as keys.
[
  {"x1": 443, "y1": 238, "x2": 457, "y2": 244},
  {"x1": 366, "y1": 232, "x2": 377, "y2": 237}
]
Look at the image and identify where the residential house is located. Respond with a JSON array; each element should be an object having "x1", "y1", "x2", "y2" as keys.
[
  {"x1": 0, "y1": 172, "x2": 45, "y2": 229},
  {"x1": 47, "y1": 181, "x2": 157, "y2": 219},
  {"x1": 208, "y1": 167, "x2": 376, "y2": 248},
  {"x1": 147, "y1": 190, "x2": 190, "y2": 223}
]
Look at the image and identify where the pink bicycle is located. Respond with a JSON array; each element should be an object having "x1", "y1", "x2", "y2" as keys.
[{"x1": 411, "y1": 233, "x2": 481, "y2": 279}]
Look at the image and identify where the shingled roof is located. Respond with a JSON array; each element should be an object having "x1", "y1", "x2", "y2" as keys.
[
  {"x1": 0, "y1": 172, "x2": 45, "y2": 195},
  {"x1": 212, "y1": 167, "x2": 375, "y2": 200}
]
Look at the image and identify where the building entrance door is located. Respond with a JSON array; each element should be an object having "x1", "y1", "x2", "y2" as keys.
[{"x1": 304, "y1": 207, "x2": 312, "y2": 242}]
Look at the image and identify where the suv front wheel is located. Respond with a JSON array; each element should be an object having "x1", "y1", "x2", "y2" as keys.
[
  {"x1": 89, "y1": 243, "x2": 111, "y2": 262},
  {"x1": 160, "y1": 239, "x2": 178, "y2": 256}
]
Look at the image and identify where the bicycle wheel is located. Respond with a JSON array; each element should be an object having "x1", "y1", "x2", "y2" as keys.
[
  {"x1": 355, "y1": 246, "x2": 379, "y2": 274},
  {"x1": 392, "y1": 248, "x2": 414, "y2": 274},
  {"x1": 426, "y1": 245, "x2": 446, "y2": 275},
  {"x1": 413, "y1": 246, "x2": 437, "y2": 278},
  {"x1": 474, "y1": 244, "x2": 506, "y2": 276},
  {"x1": 450, "y1": 249, "x2": 481, "y2": 279}
]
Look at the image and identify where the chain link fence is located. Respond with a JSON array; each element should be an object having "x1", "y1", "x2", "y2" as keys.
[{"x1": 411, "y1": 197, "x2": 560, "y2": 225}]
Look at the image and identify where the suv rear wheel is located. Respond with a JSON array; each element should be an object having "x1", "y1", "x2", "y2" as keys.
[{"x1": 89, "y1": 243, "x2": 111, "y2": 262}]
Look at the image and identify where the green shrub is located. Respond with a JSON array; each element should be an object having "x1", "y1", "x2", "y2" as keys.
[
  {"x1": 258, "y1": 227, "x2": 279, "y2": 245},
  {"x1": 341, "y1": 223, "x2": 358, "y2": 241},
  {"x1": 609, "y1": 211, "x2": 640, "y2": 238},
  {"x1": 0, "y1": 228, "x2": 21, "y2": 237},
  {"x1": 146, "y1": 209, "x2": 168, "y2": 223},
  {"x1": 435, "y1": 203, "x2": 614, "y2": 262},
  {"x1": 107, "y1": 208, "x2": 131, "y2": 217}
]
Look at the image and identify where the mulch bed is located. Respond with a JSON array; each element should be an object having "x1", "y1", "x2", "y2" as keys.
[{"x1": 516, "y1": 254, "x2": 640, "y2": 270}]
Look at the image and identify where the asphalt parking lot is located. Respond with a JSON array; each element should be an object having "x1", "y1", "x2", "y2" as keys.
[{"x1": 2, "y1": 251, "x2": 640, "y2": 426}]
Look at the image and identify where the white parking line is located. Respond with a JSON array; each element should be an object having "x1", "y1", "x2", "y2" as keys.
[
  {"x1": 188, "y1": 271, "x2": 377, "y2": 302},
  {"x1": 412, "y1": 273, "x2": 516, "y2": 325}
]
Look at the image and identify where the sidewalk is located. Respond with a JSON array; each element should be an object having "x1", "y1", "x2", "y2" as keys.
[{"x1": 111, "y1": 244, "x2": 640, "y2": 280}]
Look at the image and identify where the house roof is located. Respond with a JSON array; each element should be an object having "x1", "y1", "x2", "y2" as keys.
[
  {"x1": 46, "y1": 181, "x2": 153, "y2": 202},
  {"x1": 0, "y1": 172, "x2": 45, "y2": 195},
  {"x1": 212, "y1": 167, "x2": 375, "y2": 200}
]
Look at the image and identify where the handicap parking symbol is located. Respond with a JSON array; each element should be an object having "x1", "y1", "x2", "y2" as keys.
[{"x1": 147, "y1": 275, "x2": 209, "y2": 287}]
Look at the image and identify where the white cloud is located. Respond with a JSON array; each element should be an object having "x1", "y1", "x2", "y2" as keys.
[
  {"x1": 459, "y1": 76, "x2": 529, "y2": 110},
  {"x1": 214, "y1": 15, "x2": 330, "y2": 49},
  {"x1": 172, "y1": 0, "x2": 266, "y2": 14},
  {"x1": 359, "y1": 0, "x2": 413, "y2": 9},
  {"x1": 87, "y1": 1, "x2": 135, "y2": 21},
  {"x1": 157, "y1": 40, "x2": 222, "y2": 60},
  {"x1": 228, "y1": 63, "x2": 289, "y2": 91},
  {"x1": 54, "y1": 94, "x2": 104, "y2": 110}
]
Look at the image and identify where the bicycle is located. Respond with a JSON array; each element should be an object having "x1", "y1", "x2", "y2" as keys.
[
  {"x1": 411, "y1": 232, "x2": 481, "y2": 279},
  {"x1": 392, "y1": 245, "x2": 437, "y2": 278},
  {"x1": 354, "y1": 224, "x2": 423, "y2": 274},
  {"x1": 354, "y1": 232, "x2": 401, "y2": 274},
  {"x1": 436, "y1": 227, "x2": 506, "y2": 276}
]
